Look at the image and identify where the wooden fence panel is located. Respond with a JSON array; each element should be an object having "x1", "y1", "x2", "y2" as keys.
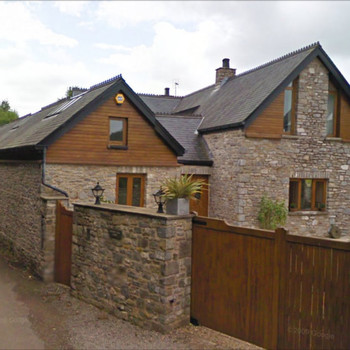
[
  {"x1": 54, "y1": 201, "x2": 73, "y2": 286},
  {"x1": 191, "y1": 217, "x2": 279, "y2": 349},
  {"x1": 279, "y1": 238, "x2": 350, "y2": 350},
  {"x1": 191, "y1": 216, "x2": 350, "y2": 350}
]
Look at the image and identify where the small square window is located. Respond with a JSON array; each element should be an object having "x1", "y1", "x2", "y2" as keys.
[
  {"x1": 289, "y1": 179, "x2": 327, "y2": 211},
  {"x1": 109, "y1": 117, "x2": 127, "y2": 146}
]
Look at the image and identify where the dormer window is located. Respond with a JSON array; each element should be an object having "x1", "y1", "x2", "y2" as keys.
[
  {"x1": 326, "y1": 82, "x2": 339, "y2": 137},
  {"x1": 283, "y1": 79, "x2": 298, "y2": 134}
]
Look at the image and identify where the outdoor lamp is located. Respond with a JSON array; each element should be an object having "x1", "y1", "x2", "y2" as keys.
[
  {"x1": 153, "y1": 188, "x2": 166, "y2": 213},
  {"x1": 91, "y1": 182, "x2": 105, "y2": 205}
]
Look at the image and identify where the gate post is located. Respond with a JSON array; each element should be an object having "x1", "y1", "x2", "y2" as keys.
[{"x1": 272, "y1": 227, "x2": 287, "y2": 350}]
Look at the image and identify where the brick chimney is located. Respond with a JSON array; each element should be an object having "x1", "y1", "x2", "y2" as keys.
[{"x1": 215, "y1": 58, "x2": 236, "y2": 85}]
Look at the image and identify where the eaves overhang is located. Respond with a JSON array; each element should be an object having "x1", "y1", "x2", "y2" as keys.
[{"x1": 198, "y1": 121, "x2": 244, "y2": 134}]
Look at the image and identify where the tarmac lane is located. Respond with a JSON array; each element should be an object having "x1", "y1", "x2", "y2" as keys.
[{"x1": 0, "y1": 258, "x2": 44, "y2": 349}]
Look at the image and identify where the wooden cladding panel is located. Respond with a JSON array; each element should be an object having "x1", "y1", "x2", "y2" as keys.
[
  {"x1": 339, "y1": 93, "x2": 350, "y2": 141},
  {"x1": 191, "y1": 217, "x2": 350, "y2": 350},
  {"x1": 46, "y1": 96, "x2": 178, "y2": 166},
  {"x1": 245, "y1": 91, "x2": 284, "y2": 138}
]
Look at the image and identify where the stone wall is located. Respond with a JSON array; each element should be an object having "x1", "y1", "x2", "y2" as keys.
[
  {"x1": 205, "y1": 58, "x2": 350, "y2": 238},
  {"x1": 71, "y1": 203, "x2": 193, "y2": 332},
  {"x1": 0, "y1": 162, "x2": 43, "y2": 273},
  {"x1": 45, "y1": 164, "x2": 211, "y2": 207},
  {"x1": 0, "y1": 161, "x2": 67, "y2": 279}
]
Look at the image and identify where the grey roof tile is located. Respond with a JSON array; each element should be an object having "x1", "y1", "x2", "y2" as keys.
[
  {"x1": 138, "y1": 94, "x2": 181, "y2": 114},
  {"x1": 0, "y1": 81, "x2": 115, "y2": 150},
  {"x1": 156, "y1": 115, "x2": 212, "y2": 164}
]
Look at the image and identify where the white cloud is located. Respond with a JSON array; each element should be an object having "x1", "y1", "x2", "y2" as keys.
[
  {"x1": 95, "y1": 18, "x2": 242, "y2": 96},
  {"x1": 0, "y1": 2, "x2": 77, "y2": 47},
  {"x1": 53, "y1": 1, "x2": 89, "y2": 18}
]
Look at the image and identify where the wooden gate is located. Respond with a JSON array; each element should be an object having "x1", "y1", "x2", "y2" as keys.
[
  {"x1": 55, "y1": 201, "x2": 73, "y2": 286},
  {"x1": 191, "y1": 217, "x2": 350, "y2": 350}
]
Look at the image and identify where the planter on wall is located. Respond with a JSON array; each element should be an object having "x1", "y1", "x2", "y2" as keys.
[{"x1": 166, "y1": 198, "x2": 189, "y2": 215}]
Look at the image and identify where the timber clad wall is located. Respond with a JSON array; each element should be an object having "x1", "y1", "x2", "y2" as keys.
[
  {"x1": 340, "y1": 93, "x2": 350, "y2": 141},
  {"x1": 46, "y1": 95, "x2": 178, "y2": 167},
  {"x1": 245, "y1": 91, "x2": 284, "y2": 138}
]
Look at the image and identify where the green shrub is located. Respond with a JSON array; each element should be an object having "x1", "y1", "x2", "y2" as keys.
[{"x1": 258, "y1": 195, "x2": 287, "y2": 230}]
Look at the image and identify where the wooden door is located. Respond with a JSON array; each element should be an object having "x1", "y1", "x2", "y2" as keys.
[
  {"x1": 54, "y1": 201, "x2": 73, "y2": 286},
  {"x1": 189, "y1": 175, "x2": 209, "y2": 216},
  {"x1": 116, "y1": 174, "x2": 145, "y2": 207}
]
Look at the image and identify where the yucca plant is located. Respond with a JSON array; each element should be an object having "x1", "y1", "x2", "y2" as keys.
[{"x1": 162, "y1": 174, "x2": 206, "y2": 200}]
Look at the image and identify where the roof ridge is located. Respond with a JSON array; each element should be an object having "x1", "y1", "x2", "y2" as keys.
[
  {"x1": 157, "y1": 114, "x2": 203, "y2": 118},
  {"x1": 237, "y1": 42, "x2": 321, "y2": 78},
  {"x1": 89, "y1": 74, "x2": 122, "y2": 91},
  {"x1": 138, "y1": 92, "x2": 182, "y2": 98}
]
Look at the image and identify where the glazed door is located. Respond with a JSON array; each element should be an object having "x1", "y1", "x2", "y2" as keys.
[{"x1": 116, "y1": 174, "x2": 145, "y2": 207}]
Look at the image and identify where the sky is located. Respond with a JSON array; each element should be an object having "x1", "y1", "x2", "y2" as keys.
[{"x1": 1, "y1": 1, "x2": 350, "y2": 117}]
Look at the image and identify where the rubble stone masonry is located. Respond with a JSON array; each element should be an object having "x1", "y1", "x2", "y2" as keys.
[
  {"x1": 205, "y1": 58, "x2": 350, "y2": 237},
  {"x1": 45, "y1": 164, "x2": 211, "y2": 208},
  {"x1": 71, "y1": 203, "x2": 193, "y2": 332},
  {"x1": 0, "y1": 162, "x2": 43, "y2": 272}
]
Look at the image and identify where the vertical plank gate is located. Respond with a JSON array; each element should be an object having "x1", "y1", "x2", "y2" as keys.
[
  {"x1": 191, "y1": 217, "x2": 350, "y2": 350},
  {"x1": 55, "y1": 201, "x2": 73, "y2": 286}
]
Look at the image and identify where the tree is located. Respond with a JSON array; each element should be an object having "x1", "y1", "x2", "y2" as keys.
[{"x1": 0, "y1": 100, "x2": 19, "y2": 126}]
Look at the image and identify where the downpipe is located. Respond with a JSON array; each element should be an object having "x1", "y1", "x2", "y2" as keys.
[{"x1": 41, "y1": 147, "x2": 68, "y2": 197}]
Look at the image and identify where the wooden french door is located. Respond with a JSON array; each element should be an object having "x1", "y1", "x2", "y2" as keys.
[
  {"x1": 116, "y1": 174, "x2": 145, "y2": 207},
  {"x1": 189, "y1": 175, "x2": 209, "y2": 216}
]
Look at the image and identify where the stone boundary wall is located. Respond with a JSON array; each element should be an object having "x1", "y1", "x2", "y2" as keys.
[
  {"x1": 0, "y1": 161, "x2": 68, "y2": 279},
  {"x1": 45, "y1": 164, "x2": 211, "y2": 207},
  {"x1": 71, "y1": 203, "x2": 193, "y2": 332},
  {"x1": 0, "y1": 162, "x2": 43, "y2": 274}
]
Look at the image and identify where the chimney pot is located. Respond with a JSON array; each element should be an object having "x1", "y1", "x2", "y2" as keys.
[
  {"x1": 165, "y1": 87, "x2": 170, "y2": 96},
  {"x1": 223, "y1": 58, "x2": 230, "y2": 68}
]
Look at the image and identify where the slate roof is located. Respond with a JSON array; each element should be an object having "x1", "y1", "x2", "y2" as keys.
[
  {"x1": 140, "y1": 42, "x2": 350, "y2": 134},
  {"x1": 156, "y1": 115, "x2": 212, "y2": 165},
  {"x1": 138, "y1": 94, "x2": 181, "y2": 114},
  {"x1": 0, "y1": 76, "x2": 184, "y2": 157}
]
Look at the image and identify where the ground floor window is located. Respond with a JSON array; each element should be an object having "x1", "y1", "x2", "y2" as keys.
[
  {"x1": 289, "y1": 179, "x2": 327, "y2": 211},
  {"x1": 116, "y1": 174, "x2": 145, "y2": 207}
]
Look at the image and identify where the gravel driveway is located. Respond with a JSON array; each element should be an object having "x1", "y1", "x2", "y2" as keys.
[{"x1": 0, "y1": 254, "x2": 261, "y2": 349}]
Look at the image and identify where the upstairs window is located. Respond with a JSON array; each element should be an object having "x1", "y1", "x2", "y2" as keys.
[
  {"x1": 326, "y1": 83, "x2": 339, "y2": 137},
  {"x1": 289, "y1": 179, "x2": 327, "y2": 211},
  {"x1": 283, "y1": 79, "x2": 297, "y2": 134},
  {"x1": 109, "y1": 117, "x2": 127, "y2": 147}
]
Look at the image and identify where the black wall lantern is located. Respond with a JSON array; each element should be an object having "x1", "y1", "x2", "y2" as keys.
[
  {"x1": 153, "y1": 188, "x2": 166, "y2": 213},
  {"x1": 91, "y1": 182, "x2": 105, "y2": 205}
]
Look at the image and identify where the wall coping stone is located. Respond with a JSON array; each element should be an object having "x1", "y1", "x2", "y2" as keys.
[
  {"x1": 73, "y1": 201, "x2": 195, "y2": 220},
  {"x1": 41, "y1": 195, "x2": 68, "y2": 201}
]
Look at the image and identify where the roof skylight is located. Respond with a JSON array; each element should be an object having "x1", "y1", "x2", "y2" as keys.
[{"x1": 45, "y1": 95, "x2": 82, "y2": 119}]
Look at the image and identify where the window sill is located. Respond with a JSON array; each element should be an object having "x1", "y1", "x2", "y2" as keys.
[
  {"x1": 107, "y1": 145, "x2": 128, "y2": 150},
  {"x1": 324, "y1": 137, "x2": 342, "y2": 142},
  {"x1": 289, "y1": 210, "x2": 328, "y2": 216},
  {"x1": 281, "y1": 134, "x2": 300, "y2": 140}
]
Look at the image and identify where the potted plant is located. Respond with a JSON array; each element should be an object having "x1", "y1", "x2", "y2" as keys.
[
  {"x1": 162, "y1": 174, "x2": 206, "y2": 215},
  {"x1": 289, "y1": 202, "x2": 297, "y2": 211}
]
